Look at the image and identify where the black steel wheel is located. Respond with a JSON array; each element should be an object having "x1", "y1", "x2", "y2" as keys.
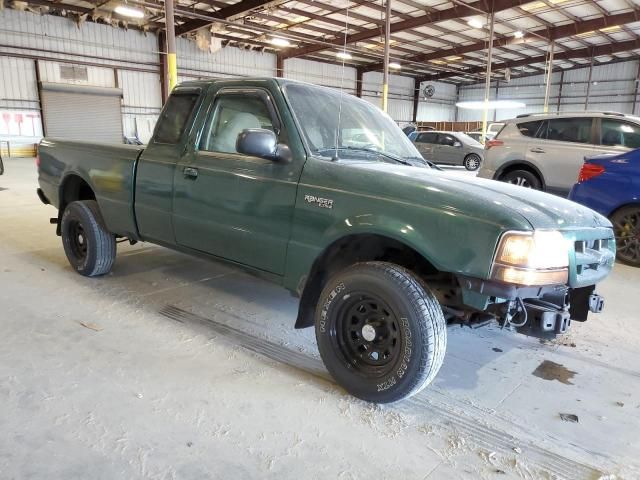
[
  {"x1": 464, "y1": 153, "x2": 481, "y2": 171},
  {"x1": 335, "y1": 293, "x2": 402, "y2": 377},
  {"x1": 315, "y1": 262, "x2": 447, "y2": 403},
  {"x1": 61, "y1": 200, "x2": 116, "y2": 276},
  {"x1": 611, "y1": 205, "x2": 640, "y2": 267},
  {"x1": 501, "y1": 169, "x2": 542, "y2": 190}
]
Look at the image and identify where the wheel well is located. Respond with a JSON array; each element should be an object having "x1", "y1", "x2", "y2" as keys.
[
  {"x1": 498, "y1": 162, "x2": 545, "y2": 189},
  {"x1": 608, "y1": 202, "x2": 640, "y2": 219},
  {"x1": 57, "y1": 175, "x2": 96, "y2": 234},
  {"x1": 294, "y1": 234, "x2": 440, "y2": 329}
]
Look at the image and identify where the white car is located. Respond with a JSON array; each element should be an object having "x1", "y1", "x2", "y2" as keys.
[{"x1": 478, "y1": 112, "x2": 640, "y2": 195}]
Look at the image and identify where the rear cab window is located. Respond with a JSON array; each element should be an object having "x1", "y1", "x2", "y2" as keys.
[{"x1": 154, "y1": 90, "x2": 200, "y2": 144}]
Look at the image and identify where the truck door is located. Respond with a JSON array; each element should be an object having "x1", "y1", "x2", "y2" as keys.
[
  {"x1": 134, "y1": 88, "x2": 201, "y2": 244},
  {"x1": 172, "y1": 87, "x2": 301, "y2": 275}
]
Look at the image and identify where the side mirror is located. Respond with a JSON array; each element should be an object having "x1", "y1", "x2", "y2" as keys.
[{"x1": 236, "y1": 128, "x2": 292, "y2": 163}]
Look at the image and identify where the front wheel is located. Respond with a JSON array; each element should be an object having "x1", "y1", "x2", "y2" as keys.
[
  {"x1": 315, "y1": 262, "x2": 447, "y2": 403},
  {"x1": 61, "y1": 200, "x2": 116, "y2": 276},
  {"x1": 611, "y1": 206, "x2": 640, "y2": 267},
  {"x1": 464, "y1": 153, "x2": 481, "y2": 171}
]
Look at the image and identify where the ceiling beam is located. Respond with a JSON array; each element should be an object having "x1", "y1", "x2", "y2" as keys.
[
  {"x1": 175, "y1": 0, "x2": 287, "y2": 36},
  {"x1": 281, "y1": 0, "x2": 532, "y2": 59},
  {"x1": 362, "y1": 8, "x2": 640, "y2": 73},
  {"x1": 421, "y1": 39, "x2": 640, "y2": 81}
]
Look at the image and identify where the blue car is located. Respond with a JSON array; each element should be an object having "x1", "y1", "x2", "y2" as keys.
[{"x1": 569, "y1": 149, "x2": 640, "y2": 267}]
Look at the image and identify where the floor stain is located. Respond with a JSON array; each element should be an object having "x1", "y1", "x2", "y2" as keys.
[{"x1": 532, "y1": 360, "x2": 577, "y2": 385}]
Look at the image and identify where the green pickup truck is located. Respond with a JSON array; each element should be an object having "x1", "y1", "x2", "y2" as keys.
[{"x1": 37, "y1": 78, "x2": 615, "y2": 403}]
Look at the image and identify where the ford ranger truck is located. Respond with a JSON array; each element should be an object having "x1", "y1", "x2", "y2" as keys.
[{"x1": 36, "y1": 78, "x2": 615, "y2": 404}]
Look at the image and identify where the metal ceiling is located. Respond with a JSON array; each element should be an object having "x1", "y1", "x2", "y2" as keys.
[{"x1": 5, "y1": 0, "x2": 640, "y2": 84}]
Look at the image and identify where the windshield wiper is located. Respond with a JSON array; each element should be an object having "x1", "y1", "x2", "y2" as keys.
[{"x1": 316, "y1": 146, "x2": 412, "y2": 166}]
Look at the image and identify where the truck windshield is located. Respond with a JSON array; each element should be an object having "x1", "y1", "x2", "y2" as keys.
[{"x1": 283, "y1": 83, "x2": 426, "y2": 166}]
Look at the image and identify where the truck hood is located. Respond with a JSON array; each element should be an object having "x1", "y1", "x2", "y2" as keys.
[{"x1": 346, "y1": 162, "x2": 612, "y2": 231}]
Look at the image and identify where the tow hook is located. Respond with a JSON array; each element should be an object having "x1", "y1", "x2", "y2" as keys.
[{"x1": 589, "y1": 294, "x2": 604, "y2": 313}]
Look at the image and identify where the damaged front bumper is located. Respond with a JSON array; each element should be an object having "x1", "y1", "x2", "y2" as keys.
[{"x1": 457, "y1": 275, "x2": 606, "y2": 339}]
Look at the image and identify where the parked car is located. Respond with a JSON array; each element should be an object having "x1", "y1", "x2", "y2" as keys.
[
  {"x1": 37, "y1": 78, "x2": 614, "y2": 404},
  {"x1": 412, "y1": 130, "x2": 484, "y2": 170},
  {"x1": 478, "y1": 111, "x2": 640, "y2": 196},
  {"x1": 468, "y1": 122, "x2": 504, "y2": 140},
  {"x1": 466, "y1": 131, "x2": 492, "y2": 144},
  {"x1": 569, "y1": 149, "x2": 640, "y2": 267}
]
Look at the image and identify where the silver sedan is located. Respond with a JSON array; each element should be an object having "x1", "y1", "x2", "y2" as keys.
[{"x1": 412, "y1": 131, "x2": 484, "y2": 171}]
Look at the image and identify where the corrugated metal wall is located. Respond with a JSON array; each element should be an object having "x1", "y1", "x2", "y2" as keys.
[
  {"x1": 177, "y1": 37, "x2": 276, "y2": 80},
  {"x1": 6, "y1": 8, "x2": 640, "y2": 145},
  {"x1": 285, "y1": 58, "x2": 357, "y2": 93},
  {"x1": 457, "y1": 61, "x2": 640, "y2": 121},
  {"x1": 416, "y1": 81, "x2": 457, "y2": 122},
  {"x1": 361, "y1": 72, "x2": 414, "y2": 122}
]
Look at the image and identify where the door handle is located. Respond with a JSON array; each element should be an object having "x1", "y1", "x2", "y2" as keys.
[
  {"x1": 530, "y1": 147, "x2": 545, "y2": 153},
  {"x1": 183, "y1": 167, "x2": 199, "y2": 179}
]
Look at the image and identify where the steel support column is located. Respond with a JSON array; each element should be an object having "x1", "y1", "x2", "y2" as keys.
[
  {"x1": 165, "y1": 0, "x2": 178, "y2": 94},
  {"x1": 481, "y1": 8, "x2": 495, "y2": 141},
  {"x1": 543, "y1": 41, "x2": 555, "y2": 112},
  {"x1": 585, "y1": 54, "x2": 594, "y2": 111},
  {"x1": 276, "y1": 53, "x2": 284, "y2": 77},
  {"x1": 632, "y1": 60, "x2": 640, "y2": 115},
  {"x1": 413, "y1": 79, "x2": 420, "y2": 122},
  {"x1": 381, "y1": 0, "x2": 391, "y2": 112},
  {"x1": 556, "y1": 70, "x2": 564, "y2": 113},
  {"x1": 356, "y1": 67, "x2": 363, "y2": 98}
]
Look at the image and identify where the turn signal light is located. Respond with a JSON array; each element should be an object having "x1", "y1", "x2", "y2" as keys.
[
  {"x1": 485, "y1": 139, "x2": 504, "y2": 150},
  {"x1": 578, "y1": 163, "x2": 605, "y2": 183}
]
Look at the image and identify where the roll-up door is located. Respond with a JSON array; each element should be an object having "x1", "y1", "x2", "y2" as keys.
[{"x1": 40, "y1": 82, "x2": 124, "y2": 143}]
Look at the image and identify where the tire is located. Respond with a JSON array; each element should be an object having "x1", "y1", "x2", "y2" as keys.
[
  {"x1": 610, "y1": 205, "x2": 640, "y2": 267},
  {"x1": 315, "y1": 262, "x2": 447, "y2": 403},
  {"x1": 464, "y1": 154, "x2": 481, "y2": 171},
  {"x1": 500, "y1": 169, "x2": 542, "y2": 190},
  {"x1": 61, "y1": 200, "x2": 116, "y2": 276}
]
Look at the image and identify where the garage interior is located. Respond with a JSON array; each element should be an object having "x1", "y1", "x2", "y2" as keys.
[{"x1": 1, "y1": 0, "x2": 640, "y2": 479}]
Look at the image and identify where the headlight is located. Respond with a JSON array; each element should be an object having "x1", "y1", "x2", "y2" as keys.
[{"x1": 491, "y1": 231, "x2": 569, "y2": 286}]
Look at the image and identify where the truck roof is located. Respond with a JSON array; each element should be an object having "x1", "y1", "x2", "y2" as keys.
[{"x1": 176, "y1": 77, "x2": 310, "y2": 89}]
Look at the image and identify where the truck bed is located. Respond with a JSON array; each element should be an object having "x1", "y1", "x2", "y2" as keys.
[{"x1": 38, "y1": 138, "x2": 144, "y2": 239}]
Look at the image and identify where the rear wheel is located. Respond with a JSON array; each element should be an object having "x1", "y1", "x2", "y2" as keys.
[
  {"x1": 61, "y1": 200, "x2": 116, "y2": 276},
  {"x1": 501, "y1": 169, "x2": 542, "y2": 190},
  {"x1": 315, "y1": 262, "x2": 447, "y2": 403},
  {"x1": 611, "y1": 206, "x2": 640, "y2": 267},
  {"x1": 464, "y1": 154, "x2": 481, "y2": 171}
]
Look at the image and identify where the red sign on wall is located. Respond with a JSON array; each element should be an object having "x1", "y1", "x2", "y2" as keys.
[{"x1": 0, "y1": 110, "x2": 43, "y2": 138}]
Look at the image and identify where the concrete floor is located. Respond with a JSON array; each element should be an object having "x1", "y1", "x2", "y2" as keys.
[{"x1": 1, "y1": 158, "x2": 639, "y2": 480}]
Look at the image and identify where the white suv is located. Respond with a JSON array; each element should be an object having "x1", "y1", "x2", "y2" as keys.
[{"x1": 477, "y1": 112, "x2": 640, "y2": 195}]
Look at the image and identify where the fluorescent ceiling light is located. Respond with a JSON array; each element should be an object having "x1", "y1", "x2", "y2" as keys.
[
  {"x1": 114, "y1": 5, "x2": 144, "y2": 18},
  {"x1": 270, "y1": 37, "x2": 291, "y2": 47},
  {"x1": 389, "y1": 62, "x2": 402, "y2": 70},
  {"x1": 336, "y1": 51, "x2": 352, "y2": 60},
  {"x1": 600, "y1": 25, "x2": 621, "y2": 33},
  {"x1": 446, "y1": 55, "x2": 462, "y2": 61},
  {"x1": 456, "y1": 100, "x2": 526, "y2": 110},
  {"x1": 514, "y1": 31, "x2": 524, "y2": 38},
  {"x1": 467, "y1": 18, "x2": 483, "y2": 29}
]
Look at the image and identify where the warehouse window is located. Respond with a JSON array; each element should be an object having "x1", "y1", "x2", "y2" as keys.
[{"x1": 154, "y1": 92, "x2": 200, "y2": 145}]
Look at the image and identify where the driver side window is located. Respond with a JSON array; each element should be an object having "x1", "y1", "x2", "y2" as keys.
[
  {"x1": 200, "y1": 95, "x2": 274, "y2": 154},
  {"x1": 437, "y1": 134, "x2": 455, "y2": 146}
]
